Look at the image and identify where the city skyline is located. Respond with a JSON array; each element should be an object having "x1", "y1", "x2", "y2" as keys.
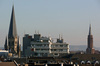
[{"x1": 0, "y1": 0, "x2": 100, "y2": 48}]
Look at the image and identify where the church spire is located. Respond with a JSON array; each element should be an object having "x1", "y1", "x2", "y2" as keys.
[
  {"x1": 8, "y1": 5, "x2": 17, "y2": 38},
  {"x1": 4, "y1": 36, "x2": 8, "y2": 50},
  {"x1": 86, "y1": 24, "x2": 95, "y2": 54},
  {"x1": 89, "y1": 24, "x2": 91, "y2": 35},
  {"x1": 4, "y1": 5, "x2": 20, "y2": 57}
]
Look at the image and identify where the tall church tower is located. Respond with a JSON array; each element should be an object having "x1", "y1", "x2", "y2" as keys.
[
  {"x1": 86, "y1": 24, "x2": 95, "y2": 54},
  {"x1": 4, "y1": 5, "x2": 21, "y2": 57}
]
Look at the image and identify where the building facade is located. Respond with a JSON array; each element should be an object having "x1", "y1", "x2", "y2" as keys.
[
  {"x1": 30, "y1": 34, "x2": 52, "y2": 57},
  {"x1": 23, "y1": 33, "x2": 69, "y2": 57},
  {"x1": 51, "y1": 43, "x2": 69, "y2": 56},
  {"x1": 4, "y1": 5, "x2": 21, "y2": 57},
  {"x1": 23, "y1": 34, "x2": 32, "y2": 56},
  {"x1": 86, "y1": 24, "x2": 95, "y2": 54}
]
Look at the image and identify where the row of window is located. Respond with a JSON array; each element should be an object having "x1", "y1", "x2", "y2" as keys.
[
  {"x1": 35, "y1": 49, "x2": 68, "y2": 52},
  {"x1": 32, "y1": 45, "x2": 68, "y2": 47},
  {"x1": 51, "y1": 49, "x2": 68, "y2": 51},
  {"x1": 51, "y1": 45, "x2": 68, "y2": 47},
  {"x1": 32, "y1": 45, "x2": 49, "y2": 47},
  {"x1": 36, "y1": 49, "x2": 49, "y2": 51}
]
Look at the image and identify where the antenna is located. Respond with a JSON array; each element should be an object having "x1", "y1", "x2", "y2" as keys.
[
  {"x1": 38, "y1": 30, "x2": 39, "y2": 34},
  {"x1": 24, "y1": 30, "x2": 25, "y2": 36},
  {"x1": 12, "y1": 0, "x2": 14, "y2": 7},
  {"x1": 89, "y1": 24, "x2": 92, "y2": 35},
  {"x1": 35, "y1": 30, "x2": 36, "y2": 34},
  {"x1": 59, "y1": 34, "x2": 61, "y2": 39},
  {"x1": 7, "y1": 36, "x2": 8, "y2": 45},
  {"x1": 61, "y1": 34, "x2": 63, "y2": 39},
  {"x1": 89, "y1": 19, "x2": 91, "y2": 24}
]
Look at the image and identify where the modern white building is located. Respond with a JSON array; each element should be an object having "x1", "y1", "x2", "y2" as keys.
[
  {"x1": 31, "y1": 36, "x2": 52, "y2": 57},
  {"x1": 51, "y1": 43, "x2": 69, "y2": 56},
  {"x1": 23, "y1": 33, "x2": 69, "y2": 57}
]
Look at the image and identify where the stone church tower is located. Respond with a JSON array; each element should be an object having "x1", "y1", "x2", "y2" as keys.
[
  {"x1": 4, "y1": 5, "x2": 21, "y2": 57},
  {"x1": 86, "y1": 24, "x2": 95, "y2": 54}
]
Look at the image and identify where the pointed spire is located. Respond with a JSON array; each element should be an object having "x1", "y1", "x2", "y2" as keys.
[
  {"x1": 4, "y1": 36, "x2": 9, "y2": 50},
  {"x1": 8, "y1": 5, "x2": 17, "y2": 38},
  {"x1": 18, "y1": 36, "x2": 21, "y2": 46},
  {"x1": 17, "y1": 36, "x2": 21, "y2": 58},
  {"x1": 4, "y1": 37, "x2": 7, "y2": 50},
  {"x1": 89, "y1": 24, "x2": 92, "y2": 35},
  {"x1": 59, "y1": 34, "x2": 61, "y2": 39}
]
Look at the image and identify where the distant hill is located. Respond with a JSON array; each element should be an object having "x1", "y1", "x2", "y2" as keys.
[{"x1": 70, "y1": 45, "x2": 100, "y2": 51}]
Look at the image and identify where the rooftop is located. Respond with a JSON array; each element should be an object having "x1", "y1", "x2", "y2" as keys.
[{"x1": 0, "y1": 62, "x2": 16, "y2": 66}]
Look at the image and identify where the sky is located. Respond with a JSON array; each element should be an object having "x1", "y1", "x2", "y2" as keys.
[{"x1": 0, "y1": 0, "x2": 100, "y2": 49}]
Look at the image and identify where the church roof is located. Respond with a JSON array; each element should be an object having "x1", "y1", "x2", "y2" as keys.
[{"x1": 8, "y1": 5, "x2": 17, "y2": 38}]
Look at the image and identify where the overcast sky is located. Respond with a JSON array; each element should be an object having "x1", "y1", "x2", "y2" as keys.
[{"x1": 0, "y1": 0, "x2": 100, "y2": 48}]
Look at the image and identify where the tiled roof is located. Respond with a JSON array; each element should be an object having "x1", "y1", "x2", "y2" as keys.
[{"x1": 0, "y1": 62, "x2": 16, "y2": 66}]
